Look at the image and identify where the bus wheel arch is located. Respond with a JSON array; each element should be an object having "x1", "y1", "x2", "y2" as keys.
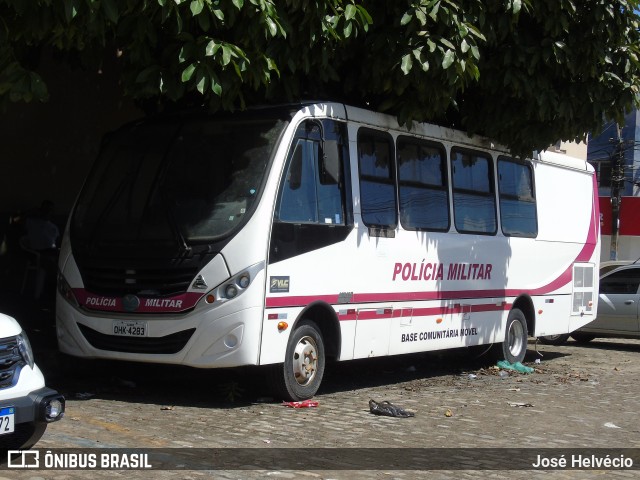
[
  {"x1": 294, "y1": 301, "x2": 341, "y2": 360},
  {"x1": 270, "y1": 302, "x2": 340, "y2": 401},
  {"x1": 512, "y1": 295, "x2": 535, "y2": 338}
]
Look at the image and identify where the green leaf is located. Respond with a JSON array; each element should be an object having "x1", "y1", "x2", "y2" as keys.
[
  {"x1": 178, "y1": 45, "x2": 189, "y2": 63},
  {"x1": 428, "y1": 2, "x2": 439, "y2": 21},
  {"x1": 266, "y1": 57, "x2": 280, "y2": 75},
  {"x1": 461, "y1": 39, "x2": 469, "y2": 53},
  {"x1": 416, "y1": 9, "x2": 427, "y2": 26},
  {"x1": 222, "y1": 45, "x2": 232, "y2": 65},
  {"x1": 401, "y1": 53, "x2": 413, "y2": 75},
  {"x1": 63, "y1": 0, "x2": 78, "y2": 23},
  {"x1": 345, "y1": 4, "x2": 357, "y2": 21},
  {"x1": 442, "y1": 49, "x2": 455, "y2": 69},
  {"x1": 212, "y1": 8, "x2": 224, "y2": 21},
  {"x1": 400, "y1": 12, "x2": 413, "y2": 26},
  {"x1": 181, "y1": 63, "x2": 196, "y2": 82},
  {"x1": 265, "y1": 17, "x2": 278, "y2": 37},
  {"x1": 231, "y1": 0, "x2": 244, "y2": 9},
  {"x1": 513, "y1": 0, "x2": 522, "y2": 14},
  {"x1": 211, "y1": 78, "x2": 222, "y2": 96},
  {"x1": 190, "y1": 0, "x2": 203, "y2": 16},
  {"x1": 196, "y1": 69, "x2": 207, "y2": 93},
  {"x1": 205, "y1": 40, "x2": 220, "y2": 57},
  {"x1": 356, "y1": 5, "x2": 373, "y2": 24},
  {"x1": 343, "y1": 21, "x2": 353, "y2": 38},
  {"x1": 440, "y1": 38, "x2": 455, "y2": 50}
]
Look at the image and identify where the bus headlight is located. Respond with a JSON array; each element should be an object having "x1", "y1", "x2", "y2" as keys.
[
  {"x1": 238, "y1": 274, "x2": 250, "y2": 289},
  {"x1": 216, "y1": 271, "x2": 253, "y2": 301},
  {"x1": 225, "y1": 284, "x2": 239, "y2": 299},
  {"x1": 57, "y1": 272, "x2": 79, "y2": 307}
]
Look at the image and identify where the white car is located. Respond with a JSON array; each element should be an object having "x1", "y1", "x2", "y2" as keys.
[
  {"x1": 539, "y1": 263, "x2": 640, "y2": 345},
  {"x1": 0, "y1": 312, "x2": 64, "y2": 449}
]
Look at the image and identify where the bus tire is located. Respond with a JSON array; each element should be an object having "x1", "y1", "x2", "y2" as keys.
[
  {"x1": 493, "y1": 308, "x2": 528, "y2": 364},
  {"x1": 270, "y1": 320, "x2": 325, "y2": 401},
  {"x1": 571, "y1": 332, "x2": 596, "y2": 343},
  {"x1": 538, "y1": 334, "x2": 570, "y2": 346}
]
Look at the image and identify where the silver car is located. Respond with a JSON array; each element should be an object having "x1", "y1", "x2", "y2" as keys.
[{"x1": 539, "y1": 263, "x2": 640, "y2": 345}]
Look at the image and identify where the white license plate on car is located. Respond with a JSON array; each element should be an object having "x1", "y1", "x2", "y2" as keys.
[
  {"x1": 0, "y1": 407, "x2": 15, "y2": 435},
  {"x1": 112, "y1": 320, "x2": 148, "y2": 337}
]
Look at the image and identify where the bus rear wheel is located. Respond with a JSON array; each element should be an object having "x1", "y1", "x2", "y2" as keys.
[
  {"x1": 571, "y1": 332, "x2": 596, "y2": 343},
  {"x1": 493, "y1": 308, "x2": 528, "y2": 364},
  {"x1": 538, "y1": 333, "x2": 570, "y2": 346},
  {"x1": 270, "y1": 320, "x2": 326, "y2": 401}
]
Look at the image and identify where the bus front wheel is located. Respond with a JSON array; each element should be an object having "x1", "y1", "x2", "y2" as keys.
[
  {"x1": 270, "y1": 320, "x2": 326, "y2": 401},
  {"x1": 493, "y1": 308, "x2": 528, "y2": 364}
]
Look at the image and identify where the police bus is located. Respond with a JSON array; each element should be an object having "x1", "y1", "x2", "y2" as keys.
[{"x1": 56, "y1": 102, "x2": 600, "y2": 400}]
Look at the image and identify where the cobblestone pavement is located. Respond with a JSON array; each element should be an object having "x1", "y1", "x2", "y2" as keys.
[{"x1": 1, "y1": 294, "x2": 640, "y2": 479}]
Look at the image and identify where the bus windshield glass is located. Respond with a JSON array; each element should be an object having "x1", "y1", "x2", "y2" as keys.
[{"x1": 72, "y1": 115, "x2": 288, "y2": 248}]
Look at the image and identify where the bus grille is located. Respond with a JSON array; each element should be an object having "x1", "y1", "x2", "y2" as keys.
[
  {"x1": 77, "y1": 324, "x2": 196, "y2": 354},
  {"x1": 80, "y1": 265, "x2": 200, "y2": 296},
  {"x1": 0, "y1": 337, "x2": 23, "y2": 389}
]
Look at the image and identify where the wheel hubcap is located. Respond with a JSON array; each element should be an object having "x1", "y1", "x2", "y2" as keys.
[
  {"x1": 292, "y1": 335, "x2": 318, "y2": 386},
  {"x1": 508, "y1": 321, "x2": 524, "y2": 357}
]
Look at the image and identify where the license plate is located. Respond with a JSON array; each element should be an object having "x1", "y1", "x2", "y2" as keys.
[
  {"x1": 0, "y1": 407, "x2": 15, "y2": 435},
  {"x1": 112, "y1": 320, "x2": 148, "y2": 337}
]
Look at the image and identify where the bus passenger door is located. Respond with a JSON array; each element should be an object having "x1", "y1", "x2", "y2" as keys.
[{"x1": 353, "y1": 307, "x2": 392, "y2": 358}]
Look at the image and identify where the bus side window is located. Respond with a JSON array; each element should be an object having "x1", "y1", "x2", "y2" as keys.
[
  {"x1": 451, "y1": 148, "x2": 497, "y2": 235},
  {"x1": 358, "y1": 129, "x2": 397, "y2": 229},
  {"x1": 397, "y1": 136, "x2": 449, "y2": 231},
  {"x1": 498, "y1": 157, "x2": 537, "y2": 237},
  {"x1": 277, "y1": 121, "x2": 345, "y2": 225},
  {"x1": 317, "y1": 139, "x2": 343, "y2": 224},
  {"x1": 278, "y1": 138, "x2": 319, "y2": 223}
]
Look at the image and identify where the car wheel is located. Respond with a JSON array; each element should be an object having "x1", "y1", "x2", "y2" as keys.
[
  {"x1": 538, "y1": 334, "x2": 570, "y2": 346},
  {"x1": 493, "y1": 308, "x2": 528, "y2": 363},
  {"x1": 571, "y1": 332, "x2": 596, "y2": 343},
  {"x1": 270, "y1": 320, "x2": 325, "y2": 401}
]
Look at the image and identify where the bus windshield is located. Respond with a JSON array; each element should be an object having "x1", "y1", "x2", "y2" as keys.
[{"x1": 72, "y1": 115, "x2": 288, "y2": 249}]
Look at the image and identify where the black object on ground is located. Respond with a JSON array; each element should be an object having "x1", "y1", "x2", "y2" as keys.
[{"x1": 369, "y1": 399, "x2": 415, "y2": 418}]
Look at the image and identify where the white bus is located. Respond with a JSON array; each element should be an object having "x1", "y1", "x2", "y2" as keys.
[{"x1": 56, "y1": 102, "x2": 600, "y2": 400}]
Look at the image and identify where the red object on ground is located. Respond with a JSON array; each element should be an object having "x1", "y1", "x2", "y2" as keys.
[{"x1": 282, "y1": 399, "x2": 319, "y2": 408}]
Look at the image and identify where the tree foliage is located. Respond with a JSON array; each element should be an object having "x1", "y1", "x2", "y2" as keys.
[{"x1": 1, "y1": 0, "x2": 639, "y2": 154}]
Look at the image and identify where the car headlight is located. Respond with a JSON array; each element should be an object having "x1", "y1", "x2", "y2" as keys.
[{"x1": 17, "y1": 331, "x2": 35, "y2": 369}]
